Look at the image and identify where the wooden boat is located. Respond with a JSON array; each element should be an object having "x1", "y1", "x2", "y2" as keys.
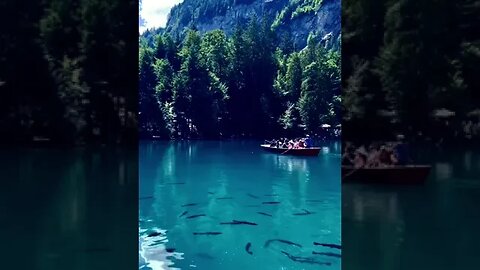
[
  {"x1": 260, "y1": 144, "x2": 321, "y2": 156},
  {"x1": 342, "y1": 165, "x2": 431, "y2": 184}
]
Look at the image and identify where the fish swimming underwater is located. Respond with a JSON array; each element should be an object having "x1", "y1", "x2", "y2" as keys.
[
  {"x1": 216, "y1": 197, "x2": 234, "y2": 200},
  {"x1": 312, "y1": 251, "x2": 341, "y2": 258},
  {"x1": 262, "y1": 201, "x2": 281, "y2": 205},
  {"x1": 186, "y1": 214, "x2": 206, "y2": 219},
  {"x1": 245, "y1": 242, "x2": 253, "y2": 255},
  {"x1": 257, "y1": 212, "x2": 273, "y2": 217},
  {"x1": 281, "y1": 251, "x2": 331, "y2": 266},
  {"x1": 264, "y1": 239, "x2": 302, "y2": 248},
  {"x1": 181, "y1": 203, "x2": 198, "y2": 207},
  {"x1": 313, "y1": 242, "x2": 342, "y2": 249},
  {"x1": 293, "y1": 209, "x2": 315, "y2": 216},
  {"x1": 179, "y1": 211, "x2": 188, "y2": 217},
  {"x1": 247, "y1": 193, "x2": 259, "y2": 199},
  {"x1": 220, "y1": 220, "x2": 258, "y2": 226},
  {"x1": 147, "y1": 231, "x2": 163, "y2": 237}
]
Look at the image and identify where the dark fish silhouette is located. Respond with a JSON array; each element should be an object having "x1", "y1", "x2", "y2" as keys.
[
  {"x1": 264, "y1": 239, "x2": 302, "y2": 248},
  {"x1": 257, "y1": 212, "x2": 273, "y2": 217},
  {"x1": 193, "y1": 232, "x2": 222, "y2": 235},
  {"x1": 216, "y1": 196, "x2": 234, "y2": 200},
  {"x1": 247, "y1": 193, "x2": 259, "y2": 199},
  {"x1": 139, "y1": 196, "x2": 153, "y2": 200},
  {"x1": 181, "y1": 203, "x2": 198, "y2": 207},
  {"x1": 179, "y1": 211, "x2": 188, "y2": 217},
  {"x1": 220, "y1": 220, "x2": 257, "y2": 226},
  {"x1": 262, "y1": 201, "x2": 281, "y2": 205},
  {"x1": 147, "y1": 231, "x2": 163, "y2": 237},
  {"x1": 313, "y1": 242, "x2": 342, "y2": 249},
  {"x1": 208, "y1": 192, "x2": 215, "y2": 195},
  {"x1": 166, "y1": 248, "x2": 176, "y2": 253},
  {"x1": 312, "y1": 251, "x2": 341, "y2": 258},
  {"x1": 281, "y1": 251, "x2": 331, "y2": 266},
  {"x1": 245, "y1": 242, "x2": 253, "y2": 255},
  {"x1": 293, "y1": 209, "x2": 315, "y2": 216},
  {"x1": 186, "y1": 214, "x2": 206, "y2": 219}
]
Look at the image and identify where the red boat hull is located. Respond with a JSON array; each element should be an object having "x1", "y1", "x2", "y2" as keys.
[{"x1": 260, "y1": 145, "x2": 320, "y2": 156}]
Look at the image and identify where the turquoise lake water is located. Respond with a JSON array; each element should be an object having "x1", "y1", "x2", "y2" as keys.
[
  {"x1": 0, "y1": 147, "x2": 138, "y2": 270},
  {"x1": 343, "y1": 145, "x2": 480, "y2": 270},
  {"x1": 139, "y1": 140, "x2": 341, "y2": 270}
]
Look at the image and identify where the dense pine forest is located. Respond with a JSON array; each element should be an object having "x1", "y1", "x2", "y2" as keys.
[
  {"x1": 0, "y1": 0, "x2": 137, "y2": 145},
  {"x1": 139, "y1": 18, "x2": 340, "y2": 139},
  {"x1": 342, "y1": 0, "x2": 479, "y2": 142}
]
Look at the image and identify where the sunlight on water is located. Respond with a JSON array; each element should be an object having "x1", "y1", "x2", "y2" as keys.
[{"x1": 139, "y1": 141, "x2": 341, "y2": 270}]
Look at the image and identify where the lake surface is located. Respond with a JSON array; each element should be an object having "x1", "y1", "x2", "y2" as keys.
[
  {"x1": 139, "y1": 140, "x2": 341, "y2": 270},
  {"x1": 0, "y1": 147, "x2": 138, "y2": 270},
  {"x1": 342, "y1": 145, "x2": 480, "y2": 270}
]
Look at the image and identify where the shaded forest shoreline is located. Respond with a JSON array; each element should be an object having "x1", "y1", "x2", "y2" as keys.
[
  {"x1": 0, "y1": 0, "x2": 138, "y2": 146},
  {"x1": 342, "y1": 0, "x2": 479, "y2": 144},
  {"x1": 139, "y1": 18, "x2": 341, "y2": 140}
]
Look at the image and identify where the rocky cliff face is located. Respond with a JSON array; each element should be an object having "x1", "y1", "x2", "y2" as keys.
[{"x1": 164, "y1": 0, "x2": 340, "y2": 49}]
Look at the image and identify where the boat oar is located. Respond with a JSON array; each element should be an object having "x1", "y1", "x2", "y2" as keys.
[
  {"x1": 343, "y1": 166, "x2": 363, "y2": 179},
  {"x1": 281, "y1": 148, "x2": 291, "y2": 155}
]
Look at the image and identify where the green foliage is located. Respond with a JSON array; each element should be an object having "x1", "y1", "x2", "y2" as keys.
[
  {"x1": 140, "y1": 16, "x2": 340, "y2": 138},
  {"x1": 0, "y1": 0, "x2": 139, "y2": 144},
  {"x1": 292, "y1": 0, "x2": 323, "y2": 19},
  {"x1": 272, "y1": 0, "x2": 323, "y2": 30},
  {"x1": 343, "y1": 0, "x2": 478, "y2": 140}
]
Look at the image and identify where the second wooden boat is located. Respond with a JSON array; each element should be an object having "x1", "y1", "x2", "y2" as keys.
[{"x1": 260, "y1": 144, "x2": 320, "y2": 156}]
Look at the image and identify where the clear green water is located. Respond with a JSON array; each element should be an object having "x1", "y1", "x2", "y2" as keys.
[
  {"x1": 0, "y1": 147, "x2": 138, "y2": 270},
  {"x1": 139, "y1": 141, "x2": 341, "y2": 270},
  {"x1": 343, "y1": 145, "x2": 480, "y2": 270}
]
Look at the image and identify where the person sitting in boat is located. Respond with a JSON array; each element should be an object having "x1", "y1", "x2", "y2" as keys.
[
  {"x1": 268, "y1": 139, "x2": 276, "y2": 148},
  {"x1": 366, "y1": 143, "x2": 381, "y2": 167},
  {"x1": 299, "y1": 139, "x2": 306, "y2": 148},
  {"x1": 342, "y1": 144, "x2": 355, "y2": 166},
  {"x1": 353, "y1": 146, "x2": 368, "y2": 168},
  {"x1": 378, "y1": 145, "x2": 392, "y2": 166},
  {"x1": 305, "y1": 135, "x2": 313, "y2": 148},
  {"x1": 288, "y1": 139, "x2": 295, "y2": 149}
]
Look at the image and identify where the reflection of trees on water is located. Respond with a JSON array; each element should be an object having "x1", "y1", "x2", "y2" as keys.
[
  {"x1": 344, "y1": 147, "x2": 480, "y2": 270},
  {"x1": 343, "y1": 187, "x2": 404, "y2": 270},
  {"x1": 5, "y1": 149, "x2": 137, "y2": 269},
  {"x1": 262, "y1": 154, "x2": 309, "y2": 173}
]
